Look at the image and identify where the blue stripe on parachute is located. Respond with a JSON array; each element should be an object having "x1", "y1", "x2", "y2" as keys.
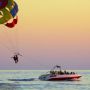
[{"x1": 10, "y1": 2, "x2": 18, "y2": 17}]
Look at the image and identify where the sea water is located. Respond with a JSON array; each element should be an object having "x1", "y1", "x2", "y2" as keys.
[{"x1": 0, "y1": 70, "x2": 90, "y2": 90}]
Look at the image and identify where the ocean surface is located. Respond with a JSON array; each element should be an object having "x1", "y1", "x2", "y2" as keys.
[{"x1": 0, "y1": 70, "x2": 90, "y2": 90}]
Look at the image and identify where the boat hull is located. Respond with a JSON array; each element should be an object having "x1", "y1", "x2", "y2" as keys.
[{"x1": 39, "y1": 74, "x2": 82, "y2": 81}]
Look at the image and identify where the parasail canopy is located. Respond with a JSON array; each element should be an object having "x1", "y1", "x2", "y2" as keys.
[{"x1": 0, "y1": 0, "x2": 19, "y2": 28}]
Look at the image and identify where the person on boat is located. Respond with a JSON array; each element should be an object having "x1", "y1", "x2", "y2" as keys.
[
  {"x1": 11, "y1": 53, "x2": 22, "y2": 64},
  {"x1": 64, "y1": 70, "x2": 67, "y2": 74}
]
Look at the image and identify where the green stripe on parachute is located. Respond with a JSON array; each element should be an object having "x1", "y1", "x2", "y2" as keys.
[
  {"x1": 0, "y1": 0, "x2": 15, "y2": 24},
  {"x1": 0, "y1": 8, "x2": 12, "y2": 24},
  {"x1": 6, "y1": 0, "x2": 15, "y2": 11}
]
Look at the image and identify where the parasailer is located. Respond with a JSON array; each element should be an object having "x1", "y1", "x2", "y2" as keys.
[
  {"x1": 11, "y1": 53, "x2": 22, "y2": 64},
  {"x1": 0, "y1": 0, "x2": 21, "y2": 64}
]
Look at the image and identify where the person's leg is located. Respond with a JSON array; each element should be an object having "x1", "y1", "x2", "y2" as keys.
[
  {"x1": 14, "y1": 58, "x2": 17, "y2": 63},
  {"x1": 16, "y1": 59, "x2": 18, "y2": 63}
]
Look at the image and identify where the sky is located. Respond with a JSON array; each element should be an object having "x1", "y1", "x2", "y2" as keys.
[{"x1": 0, "y1": 0, "x2": 90, "y2": 69}]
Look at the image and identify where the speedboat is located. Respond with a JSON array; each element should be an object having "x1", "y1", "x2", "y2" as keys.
[{"x1": 39, "y1": 65, "x2": 82, "y2": 81}]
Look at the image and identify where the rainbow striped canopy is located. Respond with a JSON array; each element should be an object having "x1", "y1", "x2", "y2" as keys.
[{"x1": 0, "y1": 0, "x2": 18, "y2": 28}]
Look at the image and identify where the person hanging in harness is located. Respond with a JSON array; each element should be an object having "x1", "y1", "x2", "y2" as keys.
[{"x1": 11, "y1": 53, "x2": 22, "y2": 64}]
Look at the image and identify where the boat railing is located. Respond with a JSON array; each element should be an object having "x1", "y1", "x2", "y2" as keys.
[{"x1": 50, "y1": 70, "x2": 75, "y2": 75}]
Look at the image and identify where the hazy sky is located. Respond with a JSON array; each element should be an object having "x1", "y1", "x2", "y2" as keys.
[{"x1": 0, "y1": 0, "x2": 90, "y2": 69}]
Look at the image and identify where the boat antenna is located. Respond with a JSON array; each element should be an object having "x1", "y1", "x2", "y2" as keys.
[{"x1": 55, "y1": 65, "x2": 61, "y2": 71}]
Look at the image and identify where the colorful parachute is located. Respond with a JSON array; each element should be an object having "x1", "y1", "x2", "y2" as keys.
[{"x1": 0, "y1": 0, "x2": 18, "y2": 28}]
